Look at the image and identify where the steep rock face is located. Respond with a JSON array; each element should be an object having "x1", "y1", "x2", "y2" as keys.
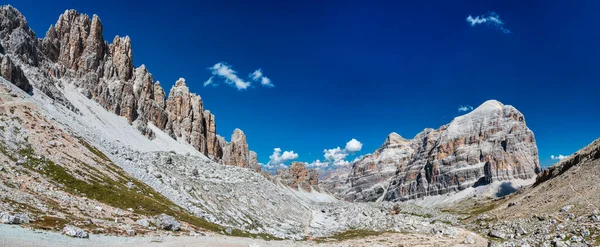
[
  {"x1": 330, "y1": 100, "x2": 541, "y2": 202},
  {"x1": 204, "y1": 111, "x2": 222, "y2": 159},
  {"x1": 0, "y1": 5, "x2": 263, "y2": 173},
  {"x1": 222, "y1": 129, "x2": 250, "y2": 168},
  {"x1": 248, "y1": 151, "x2": 261, "y2": 172},
  {"x1": 0, "y1": 5, "x2": 38, "y2": 66},
  {"x1": 276, "y1": 162, "x2": 319, "y2": 191},
  {"x1": 341, "y1": 132, "x2": 417, "y2": 201},
  {"x1": 0, "y1": 54, "x2": 31, "y2": 92},
  {"x1": 165, "y1": 78, "x2": 208, "y2": 154}
]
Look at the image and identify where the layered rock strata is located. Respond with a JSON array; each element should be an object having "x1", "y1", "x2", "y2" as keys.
[{"x1": 328, "y1": 100, "x2": 541, "y2": 202}]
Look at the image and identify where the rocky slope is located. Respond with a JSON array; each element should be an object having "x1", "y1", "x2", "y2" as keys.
[
  {"x1": 327, "y1": 100, "x2": 541, "y2": 202},
  {"x1": 448, "y1": 137, "x2": 600, "y2": 246},
  {"x1": 0, "y1": 5, "x2": 257, "y2": 170}
]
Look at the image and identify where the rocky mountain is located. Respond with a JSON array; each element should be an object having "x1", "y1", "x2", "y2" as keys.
[
  {"x1": 3, "y1": 4, "x2": 596, "y2": 247},
  {"x1": 327, "y1": 100, "x2": 541, "y2": 202},
  {"x1": 275, "y1": 162, "x2": 320, "y2": 191},
  {"x1": 0, "y1": 5, "x2": 257, "y2": 170}
]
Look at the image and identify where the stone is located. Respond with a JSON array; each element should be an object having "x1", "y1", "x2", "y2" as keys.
[
  {"x1": 560, "y1": 205, "x2": 573, "y2": 212},
  {"x1": 0, "y1": 212, "x2": 29, "y2": 224},
  {"x1": 63, "y1": 225, "x2": 89, "y2": 238},
  {"x1": 153, "y1": 214, "x2": 180, "y2": 231},
  {"x1": 464, "y1": 234, "x2": 476, "y2": 244},
  {"x1": 488, "y1": 230, "x2": 506, "y2": 239}
]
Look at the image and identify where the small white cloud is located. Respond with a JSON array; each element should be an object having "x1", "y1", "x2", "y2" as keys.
[
  {"x1": 345, "y1": 138, "x2": 363, "y2": 153},
  {"x1": 466, "y1": 12, "x2": 511, "y2": 34},
  {"x1": 250, "y1": 69, "x2": 263, "y2": 81},
  {"x1": 261, "y1": 77, "x2": 274, "y2": 87},
  {"x1": 208, "y1": 62, "x2": 251, "y2": 90},
  {"x1": 249, "y1": 68, "x2": 274, "y2": 87},
  {"x1": 308, "y1": 138, "x2": 364, "y2": 169},
  {"x1": 323, "y1": 147, "x2": 349, "y2": 166},
  {"x1": 203, "y1": 76, "x2": 214, "y2": 87},
  {"x1": 458, "y1": 105, "x2": 474, "y2": 112},
  {"x1": 550, "y1": 154, "x2": 567, "y2": 160},
  {"x1": 267, "y1": 148, "x2": 299, "y2": 167},
  {"x1": 307, "y1": 159, "x2": 329, "y2": 169}
]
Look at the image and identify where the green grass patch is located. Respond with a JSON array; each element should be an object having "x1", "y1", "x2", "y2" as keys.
[
  {"x1": 11, "y1": 143, "x2": 280, "y2": 240},
  {"x1": 316, "y1": 229, "x2": 387, "y2": 242},
  {"x1": 78, "y1": 139, "x2": 111, "y2": 162}
]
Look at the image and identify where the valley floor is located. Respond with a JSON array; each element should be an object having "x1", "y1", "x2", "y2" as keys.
[{"x1": 0, "y1": 224, "x2": 487, "y2": 247}]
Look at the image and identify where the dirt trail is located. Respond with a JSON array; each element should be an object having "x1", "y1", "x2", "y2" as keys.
[{"x1": 0, "y1": 224, "x2": 488, "y2": 247}]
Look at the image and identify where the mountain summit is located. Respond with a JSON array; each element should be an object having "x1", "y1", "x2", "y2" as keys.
[{"x1": 325, "y1": 99, "x2": 541, "y2": 202}]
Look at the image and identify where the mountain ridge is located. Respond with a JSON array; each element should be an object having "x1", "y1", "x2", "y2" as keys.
[{"x1": 323, "y1": 99, "x2": 541, "y2": 203}]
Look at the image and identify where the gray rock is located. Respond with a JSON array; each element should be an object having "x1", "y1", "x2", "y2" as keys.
[
  {"x1": 136, "y1": 218, "x2": 149, "y2": 227},
  {"x1": 560, "y1": 205, "x2": 573, "y2": 212},
  {"x1": 488, "y1": 230, "x2": 506, "y2": 239},
  {"x1": 487, "y1": 241, "x2": 502, "y2": 247},
  {"x1": 552, "y1": 240, "x2": 567, "y2": 247},
  {"x1": 464, "y1": 234, "x2": 476, "y2": 244},
  {"x1": 63, "y1": 225, "x2": 89, "y2": 238},
  {"x1": 153, "y1": 214, "x2": 180, "y2": 231},
  {"x1": 0, "y1": 212, "x2": 30, "y2": 224}
]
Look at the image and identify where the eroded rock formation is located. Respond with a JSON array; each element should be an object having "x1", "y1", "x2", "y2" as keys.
[
  {"x1": 0, "y1": 5, "x2": 260, "y2": 172},
  {"x1": 276, "y1": 162, "x2": 319, "y2": 191},
  {"x1": 328, "y1": 100, "x2": 541, "y2": 202}
]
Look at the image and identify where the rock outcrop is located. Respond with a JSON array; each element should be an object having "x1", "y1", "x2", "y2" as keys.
[
  {"x1": 0, "y1": 54, "x2": 31, "y2": 92},
  {"x1": 222, "y1": 129, "x2": 250, "y2": 168},
  {"x1": 0, "y1": 5, "x2": 262, "y2": 173},
  {"x1": 328, "y1": 100, "x2": 541, "y2": 202},
  {"x1": 340, "y1": 132, "x2": 416, "y2": 201},
  {"x1": 276, "y1": 162, "x2": 319, "y2": 191},
  {"x1": 535, "y1": 137, "x2": 600, "y2": 186},
  {"x1": 0, "y1": 5, "x2": 38, "y2": 66}
]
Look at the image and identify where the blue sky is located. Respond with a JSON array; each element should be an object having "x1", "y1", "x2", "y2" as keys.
[{"x1": 12, "y1": 0, "x2": 600, "y2": 168}]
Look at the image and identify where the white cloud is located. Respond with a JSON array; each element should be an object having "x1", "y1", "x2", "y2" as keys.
[
  {"x1": 267, "y1": 148, "x2": 299, "y2": 167},
  {"x1": 550, "y1": 154, "x2": 567, "y2": 160},
  {"x1": 203, "y1": 76, "x2": 214, "y2": 87},
  {"x1": 306, "y1": 138, "x2": 364, "y2": 169},
  {"x1": 208, "y1": 62, "x2": 251, "y2": 90},
  {"x1": 307, "y1": 159, "x2": 329, "y2": 169},
  {"x1": 250, "y1": 69, "x2": 263, "y2": 81},
  {"x1": 466, "y1": 12, "x2": 511, "y2": 34},
  {"x1": 324, "y1": 147, "x2": 349, "y2": 166},
  {"x1": 249, "y1": 68, "x2": 274, "y2": 87},
  {"x1": 458, "y1": 105, "x2": 474, "y2": 112},
  {"x1": 344, "y1": 138, "x2": 363, "y2": 153},
  {"x1": 261, "y1": 76, "x2": 274, "y2": 87}
]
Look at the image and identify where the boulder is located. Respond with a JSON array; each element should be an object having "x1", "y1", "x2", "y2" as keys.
[
  {"x1": 153, "y1": 214, "x2": 180, "y2": 231},
  {"x1": 0, "y1": 212, "x2": 29, "y2": 224},
  {"x1": 63, "y1": 225, "x2": 89, "y2": 238}
]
